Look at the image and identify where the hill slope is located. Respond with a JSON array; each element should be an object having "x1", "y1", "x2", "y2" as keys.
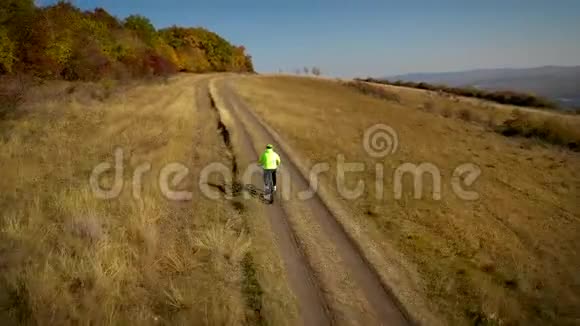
[
  {"x1": 388, "y1": 66, "x2": 580, "y2": 107},
  {"x1": 233, "y1": 75, "x2": 580, "y2": 325},
  {"x1": 1, "y1": 73, "x2": 579, "y2": 325}
]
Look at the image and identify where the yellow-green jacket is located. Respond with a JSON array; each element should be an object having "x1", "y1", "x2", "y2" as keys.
[{"x1": 258, "y1": 148, "x2": 281, "y2": 169}]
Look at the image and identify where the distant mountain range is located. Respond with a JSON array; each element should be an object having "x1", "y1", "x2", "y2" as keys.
[{"x1": 386, "y1": 66, "x2": 580, "y2": 108}]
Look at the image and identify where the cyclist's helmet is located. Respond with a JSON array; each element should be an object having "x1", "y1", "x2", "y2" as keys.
[{"x1": 266, "y1": 144, "x2": 274, "y2": 149}]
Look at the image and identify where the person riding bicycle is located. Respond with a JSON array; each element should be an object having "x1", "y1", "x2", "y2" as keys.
[{"x1": 258, "y1": 144, "x2": 281, "y2": 191}]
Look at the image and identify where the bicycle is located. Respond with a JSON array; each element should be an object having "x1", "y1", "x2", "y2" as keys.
[{"x1": 258, "y1": 144, "x2": 280, "y2": 204}]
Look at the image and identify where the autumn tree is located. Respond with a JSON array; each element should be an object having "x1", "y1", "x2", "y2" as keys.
[
  {"x1": 312, "y1": 66, "x2": 321, "y2": 76},
  {"x1": 0, "y1": 1, "x2": 254, "y2": 79},
  {"x1": 0, "y1": 0, "x2": 34, "y2": 67},
  {"x1": 0, "y1": 27, "x2": 15, "y2": 73},
  {"x1": 244, "y1": 54, "x2": 254, "y2": 72},
  {"x1": 0, "y1": 0, "x2": 34, "y2": 28},
  {"x1": 123, "y1": 15, "x2": 156, "y2": 45}
]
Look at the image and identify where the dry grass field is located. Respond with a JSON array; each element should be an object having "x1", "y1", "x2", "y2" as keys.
[
  {"x1": 0, "y1": 75, "x2": 297, "y2": 325},
  {"x1": 1, "y1": 73, "x2": 578, "y2": 325},
  {"x1": 210, "y1": 78, "x2": 404, "y2": 326},
  {"x1": 360, "y1": 81, "x2": 580, "y2": 150},
  {"x1": 233, "y1": 75, "x2": 580, "y2": 325}
]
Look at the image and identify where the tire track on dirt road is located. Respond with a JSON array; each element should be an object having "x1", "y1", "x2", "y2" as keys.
[
  {"x1": 201, "y1": 80, "x2": 335, "y2": 326},
  {"x1": 215, "y1": 78, "x2": 413, "y2": 326}
]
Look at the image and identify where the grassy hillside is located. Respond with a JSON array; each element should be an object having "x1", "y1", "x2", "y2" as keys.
[
  {"x1": 388, "y1": 66, "x2": 580, "y2": 108},
  {"x1": 0, "y1": 75, "x2": 298, "y2": 325},
  {"x1": 0, "y1": 0, "x2": 253, "y2": 81},
  {"x1": 234, "y1": 75, "x2": 580, "y2": 325},
  {"x1": 346, "y1": 81, "x2": 580, "y2": 151}
]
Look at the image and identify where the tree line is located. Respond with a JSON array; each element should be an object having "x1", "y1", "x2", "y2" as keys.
[
  {"x1": 358, "y1": 78, "x2": 557, "y2": 109},
  {"x1": 279, "y1": 67, "x2": 322, "y2": 76},
  {"x1": 0, "y1": 0, "x2": 254, "y2": 81}
]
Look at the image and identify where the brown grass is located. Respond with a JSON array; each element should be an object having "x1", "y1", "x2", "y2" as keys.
[
  {"x1": 456, "y1": 108, "x2": 471, "y2": 121},
  {"x1": 344, "y1": 81, "x2": 401, "y2": 103},
  {"x1": 496, "y1": 109, "x2": 580, "y2": 150},
  {"x1": 233, "y1": 75, "x2": 580, "y2": 325},
  {"x1": 440, "y1": 106, "x2": 453, "y2": 118},
  {"x1": 371, "y1": 82, "x2": 580, "y2": 150},
  {"x1": 419, "y1": 100, "x2": 435, "y2": 113},
  {"x1": 0, "y1": 75, "x2": 30, "y2": 119},
  {"x1": 0, "y1": 74, "x2": 296, "y2": 325}
]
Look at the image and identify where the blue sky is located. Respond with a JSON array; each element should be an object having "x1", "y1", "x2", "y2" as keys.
[{"x1": 41, "y1": 0, "x2": 580, "y2": 77}]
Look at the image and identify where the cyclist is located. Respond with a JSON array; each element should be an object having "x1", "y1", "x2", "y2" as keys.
[{"x1": 258, "y1": 144, "x2": 281, "y2": 192}]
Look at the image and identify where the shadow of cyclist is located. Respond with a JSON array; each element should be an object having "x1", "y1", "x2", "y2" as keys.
[{"x1": 206, "y1": 182, "x2": 271, "y2": 204}]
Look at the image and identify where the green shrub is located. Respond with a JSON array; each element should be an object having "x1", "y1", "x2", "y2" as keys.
[
  {"x1": 456, "y1": 108, "x2": 471, "y2": 121},
  {"x1": 123, "y1": 15, "x2": 156, "y2": 46}
]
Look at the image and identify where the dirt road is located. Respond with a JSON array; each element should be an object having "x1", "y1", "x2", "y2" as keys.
[{"x1": 205, "y1": 77, "x2": 412, "y2": 326}]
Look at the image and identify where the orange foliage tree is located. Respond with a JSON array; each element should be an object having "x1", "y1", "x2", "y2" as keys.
[{"x1": 0, "y1": 1, "x2": 254, "y2": 80}]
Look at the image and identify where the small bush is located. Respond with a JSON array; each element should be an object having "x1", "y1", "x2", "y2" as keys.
[
  {"x1": 312, "y1": 66, "x2": 321, "y2": 76},
  {"x1": 420, "y1": 100, "x2": 435, "y2": 113},
  {"x1": 62, "y1": 42, "x2": 111, "y2": 81},
  {"x1": 344, "y1": 81, "x2": 401, "y2": 103},
  {"x1": 0, "y1": 75, "x2": 29, "y2": 119},
  {"x1": 440, "y1": 107, "x2": 453, "y2": 118},
  {"x1": 496, "y1": 110, "x2": 580, "y2": 150},
  {"x1": 457, "y1": 108, "x2": 473, "y2": 121},
  {"x1": 146, "y1": 53, "x2": 178, "y2": 77},
  {"x1": 101, "y1": 79, "x2": 116, "y2": 99},
  {"x1": 486, "y1": 108, "x2": 498, "y2": 128}
]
